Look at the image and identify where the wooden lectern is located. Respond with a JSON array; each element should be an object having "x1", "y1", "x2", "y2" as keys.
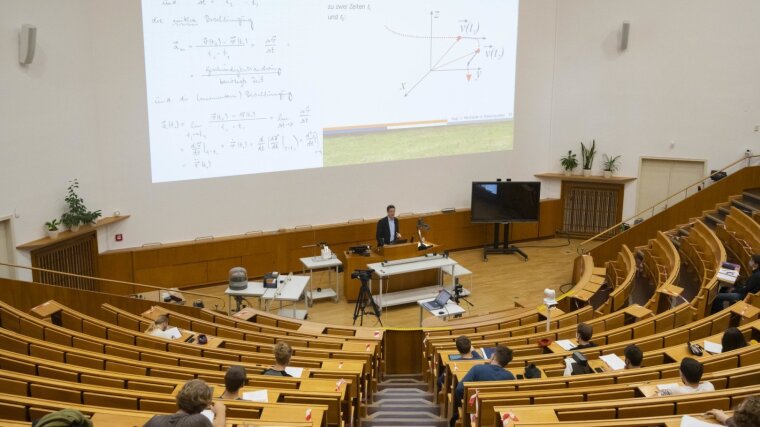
[{"x1": 343, "y1": 242, "x2": 440, "y2": 301}]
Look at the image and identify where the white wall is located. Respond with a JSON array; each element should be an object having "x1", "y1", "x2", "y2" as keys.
[
  {"x1": 2, "y1": 0, "x2": 759, "y2": 276},
  {"x1": 0, "y1": 0, "x2": 104, "y2": 278},
  {"x1": 546, "y1": 0, "x2": 760, "y2": 215}
]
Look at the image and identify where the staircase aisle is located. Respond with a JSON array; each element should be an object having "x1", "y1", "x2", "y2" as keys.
[{"x1": 360, "y1": 374, "x2": 448, "y2": 427}]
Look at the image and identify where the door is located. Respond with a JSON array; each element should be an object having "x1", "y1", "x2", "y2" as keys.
[
  {"x1": 0, "y1": 218, "x2": 14, "y2": 279},
  {"x1": 637, "y1": 158, "x2": 706, "y2": 216}
]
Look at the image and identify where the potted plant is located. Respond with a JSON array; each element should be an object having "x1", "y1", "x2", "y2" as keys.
[
  {"x1": 580, "y1": 140, "x2": 596, "y2": 176},
  {"x1": 60, "y1": 179, "x2": 101, "y2": 231},
  {"x1": 560, "y1": 150, "x2": 578, "y2": 176},
  {"x1": 45, "y1": 219, "x2": 60, "y2": 239},
  {"x1": 602, "y1": 154, "x2": 621, "y2": 178}
]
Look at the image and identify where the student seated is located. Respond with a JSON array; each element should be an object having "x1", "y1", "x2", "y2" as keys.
[
  {"x1": 563, "y1": 351, "x2": 594, "y2": 376},
  {"x1": 658, "y1": 357, "x2": 714, "y2": 396},
  {"x1": 575, "y1": 323, "x2": 597, "y2": 349},
  {"x1": 262, "y1": 342, "x2": 293, "y2": 376},
  {"x1": 144, "y1": 379, "x2": 226, "y2": 427},
  {"x1": 219, "y1": 366, "x2": 247, "y2": 400},
  {"x1": 707, "y1": 395, "x2": 760, "y2": 427},
  {"x1": 624, "y1": 344, "x2": 643, "y2": 369},
  {"x1": 722, "y1": 327, "x2": 748, "y2": 352},
  {"x1": 712, "y1": 254, "x2": 760, "y2": 313},
  {"x1": 438, "y1": 336, "x2": 483, "y2": 388},
  {"x1": 146, "y1": 314, "x2": 177, "y2": 339},
  {"x1": 451, "y1": 345, "x2": 515, "y2": 427},
  {"x1": 32, "y1": 409, "x2": 92, "y2": 427}
]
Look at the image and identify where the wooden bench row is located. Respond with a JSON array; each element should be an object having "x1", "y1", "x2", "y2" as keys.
[{"x1": 0, "y1": 391, "x2": 326, "y2": 427}]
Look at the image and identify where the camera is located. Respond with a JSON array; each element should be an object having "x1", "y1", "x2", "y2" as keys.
[{"x1": 351, "y1": 269, "x2": 374, "y2": 281}]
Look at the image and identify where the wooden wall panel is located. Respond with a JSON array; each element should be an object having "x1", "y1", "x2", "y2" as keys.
[
  {"x1": 538, "y1": 198, "x2": 563, "y2": 238},
  {"x1": 0, "y1": 278, "x2": 201, "y2": 321},
  {"x1": 100, "y1": 203, "x2": 558, "y2": 290},
  {"x1": 384, "y1": 329, "x2": 424, "y2": 374},
  {"x1": 134, "y1": 263, "x2": 208, "y2": 287}
]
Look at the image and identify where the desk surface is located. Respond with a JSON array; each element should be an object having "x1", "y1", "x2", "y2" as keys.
[
  {"x1": 300, "y1": 255, "x2": 342, "y2": 269},
  {"x1": 226, "y1": 276, "x2": 309, "y2": 301},
  {"x1": 368, "y1": 255, "x2": 457, "y2": 277},
  {"x1": 418, "y1": 299, "x2": 466, "y2": 317}
]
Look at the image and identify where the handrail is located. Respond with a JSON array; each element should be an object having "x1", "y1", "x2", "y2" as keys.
[
  {"x1": 578, "y1": 154, "x2": 760, "y2": 252},
  {"x1": 0, "y1": 261, "x2": 226, "y2": 309}
]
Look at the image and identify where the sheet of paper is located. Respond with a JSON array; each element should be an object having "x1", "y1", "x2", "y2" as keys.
[
  {"x1": 679, "y1": 415, "x2": 719, "y2": 427},
  {"x1": 201, "y1": 409, "x2": 214, "y2": 422},
  {"x1": 599, "y1": 354, "x2": 626, "y2": 370},
  {"x1": 555, "y1": 339, "x2": 575, "y2": 351},
  {"x1": 656, "y1": 383, "x2": 679, "y2": 391},
  {"x1": 285, "y1": 367, "x2": 304, "y2": 378},
  {"x1": 242, "y1": 389, "x2": 269, "y2": 402},
  {"x1": 703, "y1": 340, "x2": 723, "y2": 354},
  {"x1": 165, "y1": 327, "x2": 182, "y2": 340}
]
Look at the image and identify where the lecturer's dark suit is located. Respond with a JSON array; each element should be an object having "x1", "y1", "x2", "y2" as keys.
[{"x1": 376, "y1": 216, "x2": 399, "y2": 246}]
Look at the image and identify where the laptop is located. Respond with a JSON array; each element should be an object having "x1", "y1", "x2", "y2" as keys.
[{"x1": 421, "y1": 289, "x2": 452, "y2": 311}]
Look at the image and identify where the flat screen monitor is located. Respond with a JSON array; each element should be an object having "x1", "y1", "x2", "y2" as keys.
[{"x1": 471, "y1": 181, "x2": 540, "y2": 223}]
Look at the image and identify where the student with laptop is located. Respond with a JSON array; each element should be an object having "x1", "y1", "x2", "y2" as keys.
[{"x1": 438, "y1": 336, "x2": 482, "y2": 388}]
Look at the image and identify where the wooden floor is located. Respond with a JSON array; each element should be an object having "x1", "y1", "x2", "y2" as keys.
[{"x1": 195, "y1": 238, "x2": 595, "y2": 328}]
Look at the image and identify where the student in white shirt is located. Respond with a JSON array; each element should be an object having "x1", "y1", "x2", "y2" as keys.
[
  {"x1": 147, "y1": 314, "x2": 176, "y2": 339},
  {"x1": 658, "y1": 357, "x2": 714, "y2": 396}
]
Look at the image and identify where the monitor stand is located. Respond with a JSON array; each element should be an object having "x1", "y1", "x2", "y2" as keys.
[{"x1": 483, "y1": 223, "x2": 528, "y2": 261}]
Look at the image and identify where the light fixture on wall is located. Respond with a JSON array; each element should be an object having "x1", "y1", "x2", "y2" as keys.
[
  {"x1": 619, "y1": 21, "x2": 631, "y2": 51},
  {"x1": 19, "y1": 24, "x2": 37, "y2": 65}
]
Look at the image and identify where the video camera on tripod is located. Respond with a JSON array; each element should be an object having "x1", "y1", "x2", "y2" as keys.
[
  {"x1": 351, "y1": 268, "x2": 382, "y2": 326},
  {"x1": 351, "y1": 269, "x2": 374, "y2": 281}
]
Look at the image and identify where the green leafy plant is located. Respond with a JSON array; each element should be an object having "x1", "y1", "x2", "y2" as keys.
[
  {"x1": 560, "y1": 150, "x2": 579, "y2": 172},
  {"x1": 44, "y1": 219, "x2": 60, "y2": 231},
  {"x1": 602, "y1": 154, "x2": 621, "y2": 172},
  {"x1": 581, "y1": 140, "x2": 597, "y2": 170},
  {"x1": 60, "y1": 179, "x2": 101, "y2": 228}
]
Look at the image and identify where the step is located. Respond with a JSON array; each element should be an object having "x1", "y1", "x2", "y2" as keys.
[
  {"x1": 743, "y1": 188, "x2": 760, "y2": 204},
  {"x1": 362, "y1": 412, "x2": 446, "y2": 421},
  {"x1": 374, "y1": 388, "x2": 433, "y2": 397},
  {"x1": 377, "y1": 382, "x2": 429, "y2": 391},
  {"x1": 367, "y1": 401, "x2": 441, "y2": 416},
  {"x1": 361, "y1": 418, "x2": 448, "y2": 427},
  {"x1": 733, "y1": 198, "x2": 760, "y2": 215},
  {"x1": 718, "y1": 205, "x2": 732, "y2": 216}
]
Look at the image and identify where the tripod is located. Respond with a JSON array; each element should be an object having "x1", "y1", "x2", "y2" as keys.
[{"x1": 353, "y1": 278, "x2": 383, "y2": 326}]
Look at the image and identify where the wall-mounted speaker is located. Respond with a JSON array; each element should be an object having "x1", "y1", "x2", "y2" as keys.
[
  {"x1": 620, "y1": 21, "x2": 630, "y2": 51},
  {"x1": 19, "y1": 24, "x2": 37, "y2": 65}
]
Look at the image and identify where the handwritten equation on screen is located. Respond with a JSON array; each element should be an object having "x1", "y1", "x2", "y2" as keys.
[{"x1": 143, "y1": 0, "x2": 323, "y2": 182}]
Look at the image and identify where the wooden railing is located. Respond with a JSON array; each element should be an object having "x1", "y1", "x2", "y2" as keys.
[
  {"x1": 582, "y1": 158, "x2": 760, "y2": 264},
  {"x1": 0, "y1": 261, "x2": 227, "y2": 310}
]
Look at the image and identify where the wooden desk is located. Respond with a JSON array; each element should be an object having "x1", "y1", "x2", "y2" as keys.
[
  {"x1": 546, "y1": 338, "x2": 578, "y2": 354},
  {"x1": 91, "y1": 413, "x2": 152, "y2": 426},
  {"x1": 498, "y1": 407, "x2": 560, "y2": 425},
  {"x1": 624, "y1": 304, "x2": 653, "y2": 321},
  {"x1": 29, "y1": 300, "x2": 61, "y2": 319},
  {"x1": 260, "y1": 405, "x2": 326, "y2": 426},
  {"x1": 731, "y1": 301, "x2": 760, "y2": 323},
  {"x1": 343, "y1": 243, "x2": 440, "y2": 301}
]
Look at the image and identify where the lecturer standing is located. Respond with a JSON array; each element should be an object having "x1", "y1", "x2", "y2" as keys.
[{"x1": 376, "y1": 204, "x2": 401, "y2": 246}]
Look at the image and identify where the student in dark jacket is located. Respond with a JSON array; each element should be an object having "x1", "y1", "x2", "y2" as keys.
[
  {"x1": 262, "y1": 342, "x2": 293, "y2": 377},
  {"x1": 144, "y1": 379, "x2": 226, "y2": 427},
  {"x1": 712, "y1": 254, "x2": 760, "y2": 313},
  {"x1": 575, "y1": 323, "x2": 597, "y2": 349},
  {"x1": 451, "y1": 345, "x2": 515, "y2": 427}
]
